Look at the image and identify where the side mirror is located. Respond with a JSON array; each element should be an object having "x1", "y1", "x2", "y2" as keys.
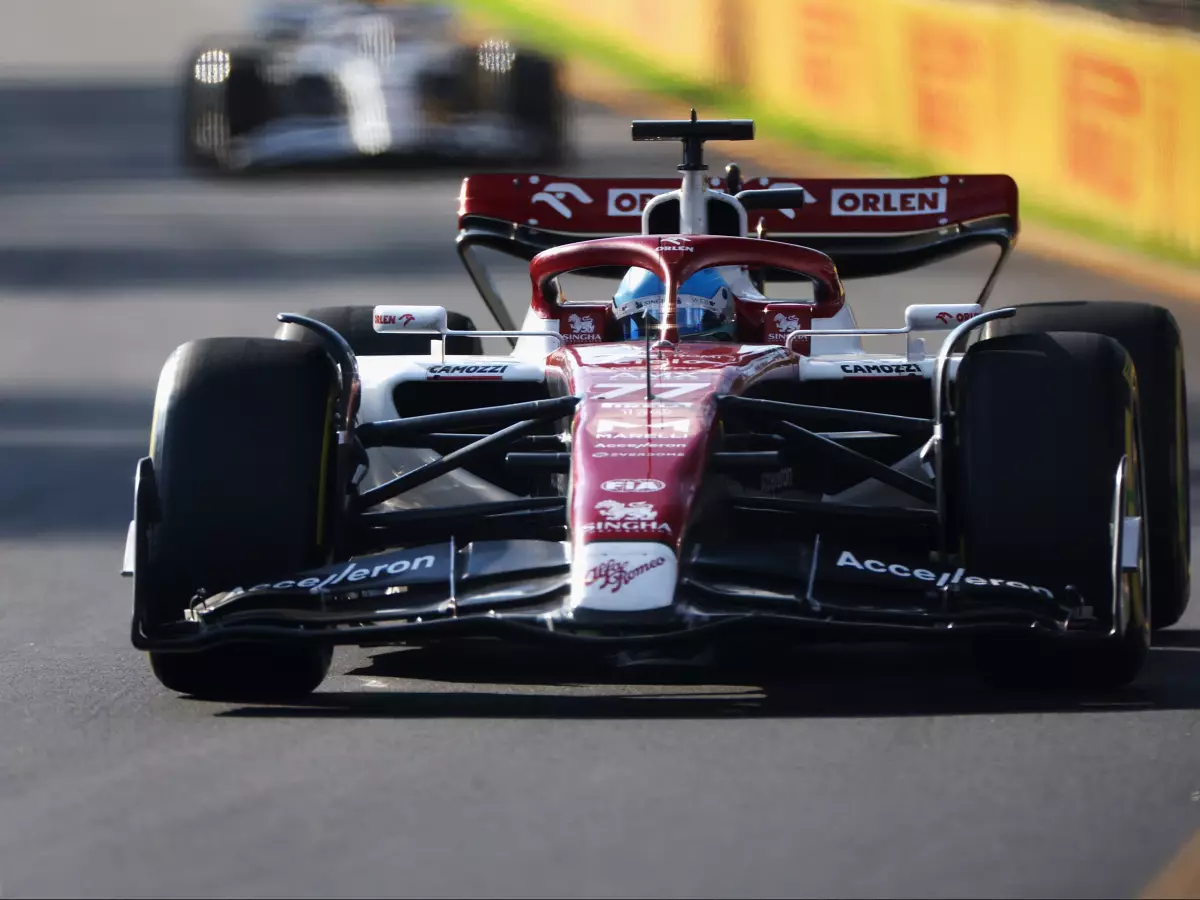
[
  {"x1": 371, "y1": 305, "x2": 567, "y2": 359},
  {"x1": 783, "y1": 303, "x2": 986, "y2": 363},
  {"x1": 372, "y1": 305, "x2": 449, "y2": 333},
  {"x1": 904, "y1": 304, "x2": 982, "y2": 332},
  {"x1": 902, "y1": 304, "x2": 982, "y2": 361}
]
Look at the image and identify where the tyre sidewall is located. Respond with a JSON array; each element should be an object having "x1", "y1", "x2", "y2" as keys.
[{"x1": 983, "y1": 301, "x2": 1189, "y2": 628}]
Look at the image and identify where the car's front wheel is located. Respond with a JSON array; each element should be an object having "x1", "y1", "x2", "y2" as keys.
[
  {"x1": 140, "y1": 337, "x2": 339, "y2": 699},
  {"x1": 506, "y1": 51, "x2": 567, "y2": 166},
  {"x1": 181, "y1": 43, "x2": 274, "y2": 173},
  {"x1": 981, "y1": 301, "x2": 1189, "y2": 629},
  {"x1": 954, "y1": 330, "x2": 1151, "y2": 690}
]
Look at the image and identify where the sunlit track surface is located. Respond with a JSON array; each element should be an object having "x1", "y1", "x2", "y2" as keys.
[{"x1": 0, "y1": 10, "x2": 1198, "y2": 898}]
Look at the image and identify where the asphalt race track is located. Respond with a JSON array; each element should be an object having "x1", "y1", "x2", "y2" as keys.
[{"x1": 0, "y1": 5, "x2": 1197, "y2": 898}]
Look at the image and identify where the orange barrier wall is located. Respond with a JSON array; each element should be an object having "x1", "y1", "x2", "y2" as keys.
[{"x1": 505, "y1": 0, "x2": 1200, "y2": 259}]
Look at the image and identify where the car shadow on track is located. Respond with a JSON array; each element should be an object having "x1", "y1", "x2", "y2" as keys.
[
  {"x1": 214, "y1": 630, "x2": 1200, "y2": 720},
  {"x1": 0, "y1": 79, "x2": 597, "y2": 189},
  {"x1": 0, "y1": 390, "x2": 152, "y2": 536}
]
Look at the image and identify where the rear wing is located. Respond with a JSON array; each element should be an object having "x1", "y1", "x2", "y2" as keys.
[{"x1": 455, "y1": 172, "x2": 1018, "y2": 331}]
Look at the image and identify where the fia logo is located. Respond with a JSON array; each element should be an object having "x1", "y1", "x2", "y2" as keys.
[{"x1": 601, "y1": 479, "x2": 666, "y2": 493}]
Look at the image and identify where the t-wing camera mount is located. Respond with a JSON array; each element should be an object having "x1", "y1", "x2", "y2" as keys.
[
  {"x1": 631, "y1": 109, "x2": 755, "y2": 172},
  {"x1": 630, "y1": 110, "x2": 756, "y2": 236}
]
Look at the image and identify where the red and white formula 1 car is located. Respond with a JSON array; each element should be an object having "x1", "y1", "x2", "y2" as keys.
[{"x1": 125, "y1": 116, "x2": 1189, "y2": 698}]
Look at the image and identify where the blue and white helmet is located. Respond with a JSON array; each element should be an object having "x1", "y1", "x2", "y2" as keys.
[{"x1": 612, "y1": 267, "x2": 737, "y2": 341}]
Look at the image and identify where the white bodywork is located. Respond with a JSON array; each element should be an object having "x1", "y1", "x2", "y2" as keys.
[
  {"x1": 204, "y1": 1, "x2": 535, "y2": 168},
  {"x1": 355, "y1": 353, "x2": 544, "y2": 508}
]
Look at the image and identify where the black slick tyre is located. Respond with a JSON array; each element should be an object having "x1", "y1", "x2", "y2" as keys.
[
  {"x1": 507, "y1": 51, "x2": 566, "y2": 166},
  {"x1": 180, "y1": 45, "x2": 227, "y2": 171},
  {"x1": 142, "y1": 337, "x2": 338, "y2": 699},
  {"x1": 181, "y1": 43, "x2": 274, "y2": 173},
  {"x1": 275, "y1": 306, "x2": 483, "y2": 356},
  {"x1": 981, "y1": 301, "x2": 1189, "y2": 629},
  {"x1": 954, "y1": 331, "x2": 1151, "y2": 690}
]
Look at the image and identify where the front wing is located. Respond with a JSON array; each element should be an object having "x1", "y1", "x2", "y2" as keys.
[
  {"x1": 218, "y1": 114, "x2": 536, "y2": 171},
  {"x1": 133, "y1": 532, "x2": 1114, "y2": 654}
]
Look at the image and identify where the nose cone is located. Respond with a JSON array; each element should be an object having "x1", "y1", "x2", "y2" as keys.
[
  {"x1": 566, "y1": 361, "x2": 725, "y2": 614},
  {"x1": 550, "y1": 340, "x2": 794, "y2": 617},
  {"x1": 571, "y1": 542, "x2": 679, "y2": 613}
]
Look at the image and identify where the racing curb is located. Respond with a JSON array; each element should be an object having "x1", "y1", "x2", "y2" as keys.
[{"x1": 1141, "y1": 828, "x2": 1200, "y2": 900}]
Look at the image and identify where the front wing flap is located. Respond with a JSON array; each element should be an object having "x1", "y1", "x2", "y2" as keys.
[{"x1": 135, "y1": 533, "x2": 1108, "y2": 652}]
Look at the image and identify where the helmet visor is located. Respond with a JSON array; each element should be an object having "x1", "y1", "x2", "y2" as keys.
[{"x1": 621, "y1": 305, "x2": 731, "y2": 341}]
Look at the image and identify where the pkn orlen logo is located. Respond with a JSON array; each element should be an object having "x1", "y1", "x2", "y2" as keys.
[
  {"x1": 935, "y1": 310, "x2": 976, "y2": 325},
  {"x1": 831, "y1": 187, "x2": 947, "y2": 216},
  {"x1": 374, "y1": 312, "x2": 415, "y2": 326},
  {"x1": 657, "y1": 236, "x2": 694, "y2": 253},
  {"x1": 608, "y1": 187, "x2": 666, "y2": 216},
  {"x1": 531, "y1": 181, "x2": 593, "y2": 219}
]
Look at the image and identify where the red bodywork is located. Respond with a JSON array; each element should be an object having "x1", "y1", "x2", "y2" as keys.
[
  {"x1": 555, "y1": 340, "x2": 793, "y2": 553},
  {"x1": 531, "y1": 234, "x2": 844, "y2": 553},
  {"x1": 458, "y1": 173, "x2": 1019, "y2": 239}
]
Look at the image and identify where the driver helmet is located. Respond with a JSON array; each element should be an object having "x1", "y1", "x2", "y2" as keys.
[{"x1": 613, "y1": 266, "x2": 738, "y2": 341}]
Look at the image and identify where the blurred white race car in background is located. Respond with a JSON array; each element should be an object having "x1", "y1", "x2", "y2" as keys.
[{"x1": 181, "y1": 0, "x2": 569, "y2": 172}]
